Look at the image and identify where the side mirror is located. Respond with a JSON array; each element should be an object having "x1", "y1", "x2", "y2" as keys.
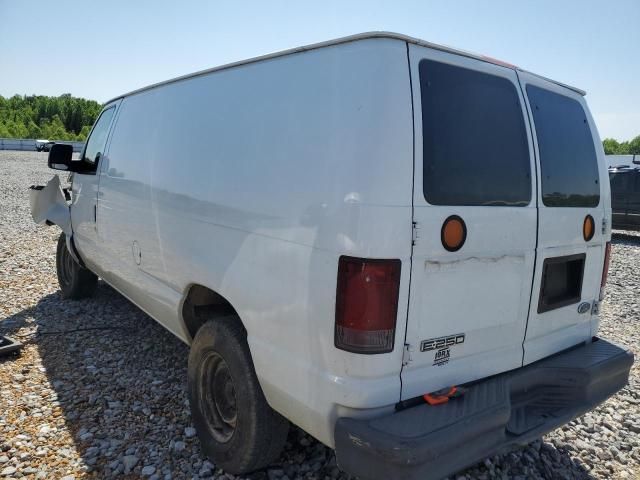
[
  {"x1": 633, "y1": 155, "x2": 639, "y2": 165},
  {"x1": 47, "y1": 144, "x2": 74, "y2": 171}
]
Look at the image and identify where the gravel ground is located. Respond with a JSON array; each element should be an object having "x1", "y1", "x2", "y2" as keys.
[{"x1": 0, "y1": 150, "x2": 638, "y2": 480}]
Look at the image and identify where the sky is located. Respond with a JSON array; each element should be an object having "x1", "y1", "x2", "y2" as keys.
[{"x1": 1, "y1": 0, "x2": 638, "y2": 140}]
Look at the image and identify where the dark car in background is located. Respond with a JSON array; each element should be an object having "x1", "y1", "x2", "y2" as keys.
[
  {"x1": 35, "y1": 139, "x2": 56, "y2": 152},
  {"x1": 609, "y1": 161, "x2": 640, "y2": 230}
]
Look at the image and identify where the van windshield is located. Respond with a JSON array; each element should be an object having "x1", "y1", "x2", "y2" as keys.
[{"x1": 527, "y1": 86, "x2": 600, "y2": 207}]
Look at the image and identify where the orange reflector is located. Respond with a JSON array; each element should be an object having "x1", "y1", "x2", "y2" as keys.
[
  {"x1": 583, "y1": 215, "x2": 595, "y2": 242},
  {"x1": 441, "y1": 215, "x2": 466, "y2": 252}
]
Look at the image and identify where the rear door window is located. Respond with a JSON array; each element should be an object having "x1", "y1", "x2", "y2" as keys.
[
  {"x1": 419, "y1": 59, "x2": 531, "y2": 206},
  {"x1": 527, "y1": 86, "x2": 600, "y2": 207}
]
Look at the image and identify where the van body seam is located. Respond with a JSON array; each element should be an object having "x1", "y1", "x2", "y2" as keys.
[
  {"x1": 399, "y1": 41, "x2": 417, "y2": 401},
  {"x1": 515, "y1": 69, "x2": 540, "y2": 367}
]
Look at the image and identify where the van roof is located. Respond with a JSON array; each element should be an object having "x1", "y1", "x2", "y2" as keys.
[{"x1": 106, "y1": 31, "x2": 586, "y2": 104}]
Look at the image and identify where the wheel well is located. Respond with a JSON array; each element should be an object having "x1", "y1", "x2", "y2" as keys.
[{"x1": 181, "y1": 285, "x2": 242, "y2": 340}]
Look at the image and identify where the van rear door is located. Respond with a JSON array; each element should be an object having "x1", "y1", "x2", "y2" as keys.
[
  {"x1": 517, "y1": 72, "x2": 608, "y2": 364},
  {"x1": 401, "y1": 45, "x2": 537, "y2": 400}
]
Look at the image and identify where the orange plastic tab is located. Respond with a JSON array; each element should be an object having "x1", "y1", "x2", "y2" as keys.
[{"x1": 423, "y1": 386, "x2": 457, "y2": 405}]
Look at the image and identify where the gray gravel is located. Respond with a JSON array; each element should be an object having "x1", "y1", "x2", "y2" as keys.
[{"x1": 0, "y1": 151, "x2": 638, "y2": 479}]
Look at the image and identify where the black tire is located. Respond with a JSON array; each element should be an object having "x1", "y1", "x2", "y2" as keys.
[
  {"x1": 56, "y1": 233, "x2": 97, "y2": 299},
  {"x1": 188, "y1": 317, "x2": 289, "y2": 474}
]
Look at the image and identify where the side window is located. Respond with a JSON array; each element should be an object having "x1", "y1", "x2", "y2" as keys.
[
  {"x1": 82, "y1": 107, "x2": 115, "y2": 167},
  {"x1": 419, "y1": 59, "x2": 531, "y2": 206},
  {"x1": 527, "y1": 86, "x2": 600, "y2": 207},
  {"x1": 609, "y1": 172, "x2": 630, "y2": 194}
]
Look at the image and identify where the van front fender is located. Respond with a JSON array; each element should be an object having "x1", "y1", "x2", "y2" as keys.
[{"x1": 29, "y1": 175, "x2": 72, "y2": 236}]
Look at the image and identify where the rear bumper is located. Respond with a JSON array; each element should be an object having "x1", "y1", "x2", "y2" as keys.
[{"x1": 334, "y1": 337, "x2": 633, "y2": 480}]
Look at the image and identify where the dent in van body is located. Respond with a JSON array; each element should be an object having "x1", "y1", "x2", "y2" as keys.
[{"x1": 29, "y1": 175, "x2": 71, "y2": 236}]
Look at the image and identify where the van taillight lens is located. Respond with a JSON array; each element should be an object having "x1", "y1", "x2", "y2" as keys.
[
  {"x1": 335, "y1": 256, "x2": 401, "y2": 354},
  {"x1": 599, "y1": 242, "x2": 611, "y2": 301}
]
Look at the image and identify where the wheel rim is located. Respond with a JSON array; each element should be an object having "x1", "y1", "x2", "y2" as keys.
[
  {"x1": 199, "y1": 352, "x2": 237, "y2": 443},
  {"x1": 59, "y1": 243, "x2": 74, "y2": 288}
]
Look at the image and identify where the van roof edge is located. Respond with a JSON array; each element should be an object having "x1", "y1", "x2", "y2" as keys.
[
  {"x1": 104, "y1": 31, "x2": 586, "y2": 105},
  {"x1": 516, "y1": 68, "x2": 586, "y2": 97}
]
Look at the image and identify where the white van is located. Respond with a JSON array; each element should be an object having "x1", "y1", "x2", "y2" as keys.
[{"x1": 30, "y1": 33, "x2": 632, "y2": 480}]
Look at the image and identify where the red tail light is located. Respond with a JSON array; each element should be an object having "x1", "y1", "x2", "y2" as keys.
[
  {"x1": 600, "y1": 242, "x2": 611, "y2": 301},
  {"x1": 335, "y1": 256, "x2": 401, "y2": 354}
]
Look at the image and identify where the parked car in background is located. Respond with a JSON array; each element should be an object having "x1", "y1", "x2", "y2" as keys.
[
  {"x1": 29, "y1": 32, "x2": 632, "y2": 480},
  {"x1": 35, "y1": 139, "x2": 55, "y2": 152},
  {"x1": 606, "y1": 154, "x2": 637, "y2": 170},
  {"x1": 609, "y1": 161, "x2": 640, "y2": 230}
]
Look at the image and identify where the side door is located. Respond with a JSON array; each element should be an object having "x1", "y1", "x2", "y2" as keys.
[
  {"x1": 517, "y1": 72, "x2": 608, "y2": 365},
  {"x1": 609, "y1": 171, "x2": 631, "y2": 229},
  {"x1": 70, "y1": 102, "x2": 119, "y2": 270},
  {"x1": 96, "y1": 95, "x2": 153, "y2": 289},
  {"x1": 401, "y1": 45, "x2": 537, "y2": 400},
  {"x1": 96, "y1": 93, "x2": 185, "y2": 339}
]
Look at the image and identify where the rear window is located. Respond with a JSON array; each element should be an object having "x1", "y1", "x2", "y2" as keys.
[
  {"x1": 420, "y1": 59, "x2": 531, "y2": 206},
  {"x1": 527, "y1": 85, "x2": 600, "y2": 207}
]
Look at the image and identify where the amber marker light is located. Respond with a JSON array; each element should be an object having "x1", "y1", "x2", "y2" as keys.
[
  {"x1": 583, "y1": 215, "x2": 595, "y2": 242},
  {"x1": 441, "y1": 215, "x2": 467, "y2": 252}
]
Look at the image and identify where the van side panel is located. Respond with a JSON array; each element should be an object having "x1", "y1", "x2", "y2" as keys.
[{"x1": 99, "y1": 38, "x2": 414, "y2": 446}]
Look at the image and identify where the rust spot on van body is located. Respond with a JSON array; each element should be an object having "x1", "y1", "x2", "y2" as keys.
[{"x1": 425, "y1": 254, "x2": 524, "y2": 270}]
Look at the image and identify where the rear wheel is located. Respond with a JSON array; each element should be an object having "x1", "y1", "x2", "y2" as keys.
[
  {"x1": 56, "y1": 233, "x2": 97, "y2": 299},
  {"x1": 188, "y1": 316, "x2": 289, "y2": 474}
]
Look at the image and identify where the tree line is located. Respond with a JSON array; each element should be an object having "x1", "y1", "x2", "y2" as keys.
[
  {"x1": 603, "y1": 136, "x2": 640, "y2": 155},
  {"x1": 0, "y1": 94, "x2": 102, "y2": 141}
]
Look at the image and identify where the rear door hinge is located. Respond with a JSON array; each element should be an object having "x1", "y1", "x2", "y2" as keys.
[
  {"x1": 602, "y1": 218, "x2": 607, "y2": 235},
  {"x1": 412, "y1": 221, "x2": 419, "y2": 246},
  {"x1": 402, "y1": 343, "x2": 413, "y2": 366}
]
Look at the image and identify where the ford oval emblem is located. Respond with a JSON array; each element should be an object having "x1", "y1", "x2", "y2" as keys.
[{"x1": 577, "y1": 302, "x2": 591, "y2": 314}]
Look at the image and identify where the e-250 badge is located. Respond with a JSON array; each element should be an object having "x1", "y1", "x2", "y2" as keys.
[{"x1": 420, "y1": 333, "x2": 465, "y2": 352}]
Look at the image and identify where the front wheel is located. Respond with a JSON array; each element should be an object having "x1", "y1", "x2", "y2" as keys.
[
  {"x1": 56, "y1": 233, "x2": 97, "y2": 299},
  {"x1": 188, "y1": 317, "x2": 289, "y2": 474}
]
